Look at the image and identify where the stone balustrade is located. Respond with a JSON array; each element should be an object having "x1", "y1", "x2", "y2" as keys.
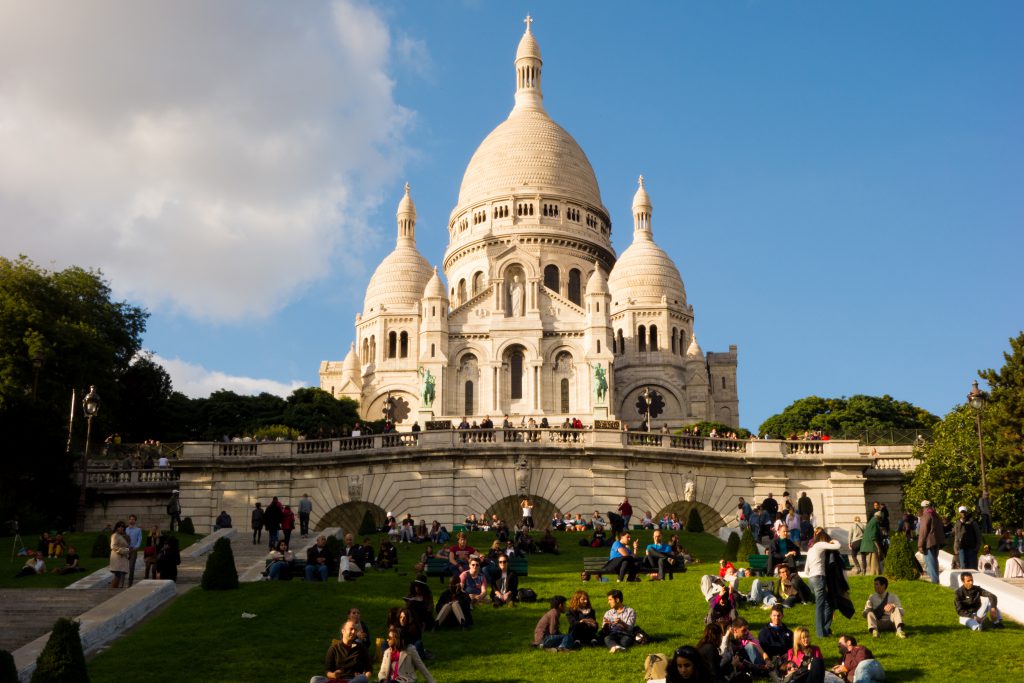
[
  {"x1": 84, "y1": 467, "x2": 180, "y2": 486},
  {"x1": 178, "y1": 430, "x2": 866, "y2": 461}
]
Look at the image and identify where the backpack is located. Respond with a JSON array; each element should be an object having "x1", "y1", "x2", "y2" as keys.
[
  {"x1": 643, "y1": 652, "x2": 668, "y2": 680},
  {"x1": 517, "y1": 588, "x2": 538, "y2": 602}
]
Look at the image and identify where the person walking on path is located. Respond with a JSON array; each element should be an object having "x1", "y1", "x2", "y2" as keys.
[
  {"x1": 299, "y1": 493, "x2": 313, "y2": 537},
  {"x1": 250, "y1": 502, "x2": 264, "y2": 544},
  {"x1": 618, "y1": 497, "x2": 633, "y2": 530},
  {"x1": 953, "y1": 505, "x2": 982, "y2": 570},
  {"x1": 263, "y1": 496, "x2": 284, "y2": 550},
  {"x1": 166, "y1": 490, "x2": 182, "y2": 532},
  {"x1": 917, "y1": 500, "x2": 945, "y2": 583}
]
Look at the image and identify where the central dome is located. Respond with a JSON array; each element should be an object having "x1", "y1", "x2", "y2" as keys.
[{"x1": 456, "y1": 109, "x2": 604, "y2": 212}]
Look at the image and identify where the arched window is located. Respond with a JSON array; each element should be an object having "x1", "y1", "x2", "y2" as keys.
[
  {"x1": 510, "y1": 350, "x2": 524, "y2": 400},
  {"x1": 465, "y1": 381, "x2": 474, "y2": 416},
  {"x1": 431, "y1": 343, "x2": 435, "y2": 358},
  {"x1": 457, "y1": 279, "x2": 467, "y2": 305},
  {"x1": 387, "y1": 331, "x2": 397, "y2": 359},
  {"x1": 568, "y1": 268, "x2": 581, "y2": 305},
  {"x1": 361, "y1": 338, "x2": 369, "y2": 364},
  {"x1": 369, "y1": 335, "x2": 376, "y2": 362},
  {"x1": 399, "y1": 331, "x2": 409, "y2": 358},
  {"x1": 722, "y1": 376, "x2": 727, "y2": 389},
  {"x1": 638, "y1": 325, "x2": 647, "y2": 352},
  {"x1": 719, "y1": 406, "x2": 731, "y2": 425},
  {"x1": 617, "y1": 329, "x2": 624, "y2": 355},
  {"x1": 650, "y1": 325, "x2": 658, "y2": 352},
  {"x1": 671, "y1": 327, "x2": 678, "y2": 354},
  {"x1": 560, "y1": 378, "x2": 570, "y2": 413},
  {"x1": 543, "y1": 265, "x2": 560, "y2": 292},
  {"x1": 472, "y1": 271, "x2": 484, "y2": 296},
  {"x1": 679, "y1": 332, "x2": 687, "y2": 356},
  {"x1": 596, "y1": 339, "x2": 601, "y2": 353}
]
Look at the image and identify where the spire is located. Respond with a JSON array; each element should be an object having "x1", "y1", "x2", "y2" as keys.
[
  {"x1": 513, "y1": 15, "x2": 544, "y2": 113},
  {"x1": 632, "y1": 175, "x2": 652, "y2": 238},
  {"x1": 396, "y1": 182, "x2": 416, "y2": 243}
]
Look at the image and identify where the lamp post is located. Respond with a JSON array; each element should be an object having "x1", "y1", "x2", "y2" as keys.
[
  {"x1": 76, "y1": 386, "x2": 101, "y2": 531},
  {"x1": 31, "y1": 351, "x2": 44, "y2": 401},
  {"x1": 382, "y1": 392, "x2": 394, "y2": 429},
  {"x1": 642, "y1": 388, "x2": 653, "y2": 432},
  {"x1": 967, "y1": 379, "x2": 990, "y2": 530}
]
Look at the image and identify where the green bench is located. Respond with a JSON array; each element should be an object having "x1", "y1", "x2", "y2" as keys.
[
  {"x1": 747, "y1": 554, "x2": 770, "y2": 576},
  {"x1": 425, "y1": 556, "x2": 529, "y2": 583},
  {"x1": 583, "y1": 556, "x2": 610, "y2": 578}
]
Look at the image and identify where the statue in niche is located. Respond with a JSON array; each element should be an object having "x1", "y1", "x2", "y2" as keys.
[
  {"x1": 348, "y1": 475, "x2": 363, "y2": 501},
  {"x1": 418, "y1": 367, "x2": 435, "y2": 408},
  {"x1": 683, "y1": 476, "x2": 696, "y2": 503},
  {"x1": 593, "y1": 364, "x2": 608, "y2": 404},
  {"x1": 514, "y1": 454, "x2": 531, "y2": 494},
  {"x1": 509, "y1": 275, "x2": 524, "y2": 316}
]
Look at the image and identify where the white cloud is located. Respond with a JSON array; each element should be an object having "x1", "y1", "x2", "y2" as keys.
[
  {"x1": 153, "y1": 354, "x2": 304, "y2": 399},
  {"x1": 0, "y1": 0, "x2": 416, "y2": 320}
]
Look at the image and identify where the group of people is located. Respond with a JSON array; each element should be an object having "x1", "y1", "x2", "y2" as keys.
[
  {"x1": 108, "y1": 514, "x2": 181, "y2": 587},
  {"x1": 14, "y1": 531, "x2": 86, "y2": 578},
  {"x1": 250, "y1": 494, "x2": 315, "y2": 548}
]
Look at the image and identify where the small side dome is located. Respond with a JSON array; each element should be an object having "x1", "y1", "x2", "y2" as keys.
[
  {"x1": 341, "y1": 342, "x2": 359, "y2": 374},
  {"x1": 686, "y1": 334, "x2": 704, "y2": 358},
  {"x1": 585, "y1": 260, "x2": 608, "y2": 295},
  {"x1": 423, "y1": 266, "x2": 448, "y2": 299}
]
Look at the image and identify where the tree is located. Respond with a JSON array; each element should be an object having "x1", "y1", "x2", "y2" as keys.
[
  {"x1": 30, "y1": 618, "x2": 89, "y2": 683},
  {"x1": 282, "y1": 387, "x2": 359, "y2": 438},
  {"x1": 116, "y1": 353, "x2": 173, "y2": 442},
  {"x1": 758, "y1": 394, "x2": 938, "y2": 438},
  {"x1": 0, "y1": 649, "x2": 17, "y2": 683},
  {"x1": 979, "y1": 332, "x2": 1024, "y2": 526}
]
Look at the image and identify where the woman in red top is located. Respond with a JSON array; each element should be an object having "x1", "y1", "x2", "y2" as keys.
[
  {"x1": 280, "y1": 505, "x2": 296, "y2": 546},
  {"x1": 783, "y1": 626, "x2": 822, "y2": 678}
]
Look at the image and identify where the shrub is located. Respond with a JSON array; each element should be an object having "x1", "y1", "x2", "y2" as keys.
[
  {"x1": 723, "y1": 532, "x2": 740, "y2": 561},
  {"x1": 685, "y1": 508, "x2": 705, "y2": 533},
  {"x1": 200, "y1": 536, "x2": 239, "y2": 591},
  {"x1": 738, "y1": 526, "x2": 759, "y2": 558},
  {"x1": 253, "y1": 424, "x2": 298, "y2": 441},
  {"x1": 30, "y1": 618, "x2": 89, "y2": 683},
  {"x1": 884, "y1": 533, "x2": 920, "y2": 581},
  {"x1": 324, "y1": 534, "x2": 342, "y2": 559},
  {"x1": 358, "y1": 509, "x2": 377, "y2": 536},
  {"x1": 178, "y1": 517, "x2": 195, "y2": 535},
  {"x1": 90, "y1": 533, "x2": 109, "y2": 559},
  {"x1": 0, "y1": 649, "x2": 17, "y2": 683}
]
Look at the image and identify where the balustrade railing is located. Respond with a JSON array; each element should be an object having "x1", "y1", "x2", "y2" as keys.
[
  {"x1": 85, "y1": 468, "x2": 180, "y2": 485},
  {"x1": 710, "y1": 438, "x2": 747, "y2": 453},
  {"x1": 787, "y1": 441, "x2": 824, "y2": 455}
]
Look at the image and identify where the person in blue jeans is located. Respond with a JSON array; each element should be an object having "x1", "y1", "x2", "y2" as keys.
[
  {"x1": 602, "y1": 589, "x2": 637, "y2": 653},
  {"x1": 805, "y1": 528, "x2": 841, "y2": 637},
  {"x1": 304, "y1": 535, "x2": 333, "y2": 582},
  {"x1": 533, "y1": 595, "x2": 574, "y2": 651}
]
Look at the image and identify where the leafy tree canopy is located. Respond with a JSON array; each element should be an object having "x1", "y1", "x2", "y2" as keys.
[
  {"x1": 979, "y1": 332, "x2": 1024, "y2": 524},
  {"x1": 758, "y1": 394, "x2": 938, "y2": 438}
]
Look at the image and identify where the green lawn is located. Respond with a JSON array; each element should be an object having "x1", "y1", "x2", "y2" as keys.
[
  {"x1": 86, "y1": 531, "x2": 1022, "y2": 683},
  {"x1": 1, "y1": 531, "x2": 202, "y2": 589}
]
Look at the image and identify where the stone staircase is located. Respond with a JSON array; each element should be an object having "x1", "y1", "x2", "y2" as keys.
[{"x1": 0, "y1": 589, "x2": 111, "y2": 654}]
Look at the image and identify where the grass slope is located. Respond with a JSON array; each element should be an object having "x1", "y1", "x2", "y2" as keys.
[{"x1": 86, "y1": 531, "x2": 1022, "y2": 683}]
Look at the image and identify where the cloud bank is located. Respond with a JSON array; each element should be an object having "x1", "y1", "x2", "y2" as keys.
[
  {"x1": 0, "y1": 0, "x2": 412, "y2": 320},
  {"x1": 154, "y1": 354, "x2": 304, "y2": 399}
]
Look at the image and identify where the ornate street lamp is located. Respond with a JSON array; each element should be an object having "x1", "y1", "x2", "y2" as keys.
[
  {"x1": 382, "y1": 392, "x2": 394, "y2": 426},
  {"x1": 76, "y1": 386, "x2": 101, "y2": 531},
  {"x1": 31, "y1": 350, "x2": 44, "y2": 401},
  {"x1": 967, "y1": 380, "x2": 990, "y2": 530},
  {"x1": 642, "y1": 388, "x2": 653, "y2": 432}
]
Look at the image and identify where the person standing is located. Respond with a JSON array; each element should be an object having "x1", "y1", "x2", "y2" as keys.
[
  {"x1": 250, "y1": 502, "x2": 264, "y2": 545},
  {"x1": 618, "y1": 497, "x2": 633, "y2": 530},
  {"x1": 953, "y1": 505, "x2": 982, "y2": 570},
  {"x1": 797, "y1": 492, "x2": 813, "y2": 522},
  {"x1": 263, "y1": 496, "x2": 283, "y2": 550},
  {"x1": 281, "y1": 505, "x2": 296, "y2": 547},
  {"x1": 521, "y1": 498, "x2": 534, "y2": 529},
  {"x1": 109, "y1": 521, "x2": 130, "y2": 589},
  {"x1": 299, "y1": 493, "x2": 313, "y2": 537},
  {"x1": 917, "y1": 500, "x2": 945, "y2": 584},
  {"x1": 166, "y1": 490, "x2": 182, "y2": 532},
  {"x1": 125, "y1": 514, "x2": 143, "y2": 587},
  {"x1": 848, "y1": 516, "x2": 865, "y2": 575},
  {"x1": 861, "y1": 511, "x2": 882, "y2": 575},
  {"x1": 805, "y1": 528, "x2": 841, "y2": 638}
]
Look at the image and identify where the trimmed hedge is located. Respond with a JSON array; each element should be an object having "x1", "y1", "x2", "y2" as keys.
[
  {"x1": 884, "y1": 533, "x2": 920, "y2": 581},
  {"x1": 178, "y1": 517, "x2": 196, "y2": 535},
  {"x1": 0, "y1": 649, "x2": 17, "y2": 683},
  {"x1": 90, "y1": 533, "x2": 109, "y2": 559},
  {"x1": 685, "y1": 508, "x2": 705, "y2": 533},
  {"x1": 30, "y1": 618, "x2": 89, "y2": 683},
  {"x1": 201, "y1": 537, "x2": 239, "y2": 591},
  {"x1": 723, "y1": 532, "x2": 740, "y2": 561},
  {"x1": 738, "y1": 526, "x2": 759, "y2": 558}
]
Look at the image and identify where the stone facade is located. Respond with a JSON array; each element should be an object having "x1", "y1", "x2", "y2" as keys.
[{"x1": 319, "y1": 19, "x2": 739, "y2": 429}]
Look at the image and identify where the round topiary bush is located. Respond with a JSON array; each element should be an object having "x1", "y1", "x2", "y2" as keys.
[
  {"x1": 90, "y1": 532, "x2": 109, "y2": 559},
  {"x1": 738, "y1": 526, "x2": 759, "y2": 559},
  {"x1": 178, "y1": 517, "x2": 195, "y2": 535},
  {"x1": 201, "y1": 536, "x2": 239, "y2": 591},
  {"x1": 30, "y1": 618, "x2": 89, "y2": 683},
  {"x1": 685, "y1": 507, "x2": 705, "y2": 533},
  {"x1": 883, "y1": 532, "x2": 920, "y2": 581},
  {"x1": 723, "y1": 532, "x2": 740, "y2": 561},
  {"x1": 0, "y1": 649, "x2": 18, "y2": 683}
]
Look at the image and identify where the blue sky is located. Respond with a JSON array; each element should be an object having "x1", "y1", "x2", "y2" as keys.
[{"x1": 3, "y1": 1, "x2": 1022, "y2": 430}]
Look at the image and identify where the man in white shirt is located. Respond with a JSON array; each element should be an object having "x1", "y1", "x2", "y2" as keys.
[{"x1": 864, "y1": 576, "x2": 906, "y2": 639}]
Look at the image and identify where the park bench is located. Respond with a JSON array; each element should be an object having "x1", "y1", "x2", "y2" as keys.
[
  {"x1": 426, "y1": 556, "x2": 528, "y2": 583},
  {"x1": 263, "y1": 556, "x2": 313, "y2": 579},
  {"x1": 747, "y1": 554, "x2": 770, "y2": 576},
  {"x1": 583, "y1": 556, "x2": 611, "y2": 578}
]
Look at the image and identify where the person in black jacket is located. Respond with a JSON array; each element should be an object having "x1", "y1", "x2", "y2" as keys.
[
  {"x1": 567, "y1": 590, "x2": 600, "y2": 646},
  {"x1": 435, "y1": 576, "x2": 472, "y2": 628},
  {"x1": 490, "y1": 555, "x2": 519, "y2": 606},
  {"x1": 756, "y1": 605, "x2": 793, "y2": 660},
  {"x1": 263, "y1": 496, "x2": 283, "y2": 549},
  {"x1": 305, "y1": 535, "x2": 334, "y2": 582},
  {"x1": 954, "y1": 572, "x2": 1004, "y2": 631}
]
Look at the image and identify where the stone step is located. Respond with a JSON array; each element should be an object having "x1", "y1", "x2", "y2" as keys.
[{"x1": 0, "y1": 589, "x2": 110, "y2": 653}]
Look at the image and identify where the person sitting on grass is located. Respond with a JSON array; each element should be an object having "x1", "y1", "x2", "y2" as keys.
[
  {"x1": 388, "y1": 607, "x2": 428, "y2": 661},
  {"x1": 756, "y1": 604, "x2": 793, "y2": 660},
  {"x1": 447, "y1": 533, "x2": 475, "y2": 576},
  {"x1": 533, "y1": 595, "x2": 574, "y2": 651},
  {"x1": 309, "y1": 618, "x2": 371, "y2": 683},
  {"x1": 305, "y1": 535, "x2": 333, "y2": 582},
  {"x1": 954, "y1": 572, "x2": 1003, "y2": 631},
  {"x1": 717, "y1": 617, "x2": 770, "y2": 679},
  {"x1": 863, "y1": 576, "x2": 906, "y2": 639},
  {"x1": 489, "y1": 554, "x2": 519, "y2": 607},
  {"x1": 1004, "y1": 549, "x2": 1024, "y2": 579},
  {"x1": 266, "y1": 539, "x2": 294, "y2": 580},
  {"x1": 666, "y1": 645, "x2": 715, "y2": 683},
  {"x1": 377, "y1": 539, "x2": 398, "y2": 570},
  {"x1": 377, "y1": 625, "x2": 436, "y2": 683},
  {"x1": 346, "y1": 607, "x2": 371, "y2": 649},
  {"x1": 781, "y1": 626, "x2": 823, "y2": 681},
  {"x1": 459, "y1": 557, "x2": 488, "y2": 606},
  {"x1": 828, "y1": 635, "x2": 882, "y2": 683},
  {"x1": 706, "y1": 582, "x2": 739, "y2": 629},
  {"x1": 403, "y1": 576, "x2": 435, "y2": 632},
  {"x1": 644, "y1": 529, "x2": 684, "y2": 580},
  {"x1": 590, "y1": 524, "x2": 608, "y2": 548},
  {"x1": 567, "y1": 590, "x2": 599, "y2": 646},
  {"x1": 435, "y1": 576, "x2": 471, "y2": 629},
  {"x1": 769, "y1": 532, "x2": 801, "y2": 571},
  {"x1": 695, "y1": 623, "x2": 724, "y2": 681},
  {"x1": 775, "y1": 565, "x2": 812, "y2": 608},
  {"x1": 537, "y1": 528, "x2": 560, "y2": 554},
  {"x1": 54, "y1": 545, "x2": 85, "y2": 575},
  {"x1": 602, "y1": 531, "x2": 640, "y2": 582},
  {"x1": 15, "y1": 551, "x2": 46, "y2": 578},
  {"x1": 602, "y1": 589, "x2": 637, "y2": 653},
  {"x1": 977, "y1": 544, "x2": 999, "y2": 577},
  {"x1": 414, "y1": 545, "x2": 435, "y2": 573},
  {"x1": 48, "y1": 532, "x2": 66, "y2": 559}
]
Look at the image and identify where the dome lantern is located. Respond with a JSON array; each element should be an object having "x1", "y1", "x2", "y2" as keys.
[
  {"x1": 396, "y1": 182, "x2": 416, "y2": 243},
  {"x1": 513, "y1": 15, "x2": 544, "y2": 113},
  {"x1": 632, "y1": 175, "x2": 652, "y2": 239}
]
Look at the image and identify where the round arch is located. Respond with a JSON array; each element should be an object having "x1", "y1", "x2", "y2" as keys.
[
  {"x1": 484, "y1": 494, "x2": 559, "y2": 530},
  {"x1": 495, "y1": 337, "x2": 540, "y2": 360},
  {"x1": 653, "y1": 501, "x2": 727, "y2": 534},
  {"x1": 317, "y1": 501, "x2": 387, "y2": 535},
  {"x1": 493, "y1": 256, "x2": 539, "y2": 281},
  {"x1": 364, "y1": 388, "x2": 417, "y2": 424}
]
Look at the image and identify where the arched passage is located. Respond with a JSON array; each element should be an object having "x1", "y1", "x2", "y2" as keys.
[
  {"x1": 653, "y1": 500, "x2": 727, "y2": 533},
  {"x1": 484, "y1": 494, "x2": 558, "y2": 530},
  {"x1": 317, "y1": 501, "x2": 387, "y2": 535}
]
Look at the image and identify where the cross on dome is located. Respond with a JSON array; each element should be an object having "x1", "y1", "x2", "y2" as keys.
[
  {"x1": 524, "y1": 15, "x2": 533, "y2": 32},
  {"x1": 638, "y1": 175, "x2": 645, "y2": 188}
]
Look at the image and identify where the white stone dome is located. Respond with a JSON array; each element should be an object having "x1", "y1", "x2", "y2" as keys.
[
  {"x1": 363, "y1": 185, "x2": 433, "y2": 313},
  {"x1": 585, "y1": 260, "x2": 608, "y2": 295},
  {"x1": 423, "y1": 267, "x2": 448, "y2": 300}
]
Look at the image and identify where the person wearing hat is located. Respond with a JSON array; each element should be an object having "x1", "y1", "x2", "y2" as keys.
[
  {"x1": 953, "y1": 505, "x2": 982, "y2": 570},
  {"x1": 917, "y1": 500, "x2": 945, "y2": 584}
]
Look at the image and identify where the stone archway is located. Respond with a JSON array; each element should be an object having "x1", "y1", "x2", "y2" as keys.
[
  {"x1": 654, "y1": 501, "x2": 727, "y2": 533},
  {"x1": 485, "y1": 494, "x2": 557, "y2": 530},
  {"x1": 317, "y1": 501, "x2": 387, "y2": 535}
]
